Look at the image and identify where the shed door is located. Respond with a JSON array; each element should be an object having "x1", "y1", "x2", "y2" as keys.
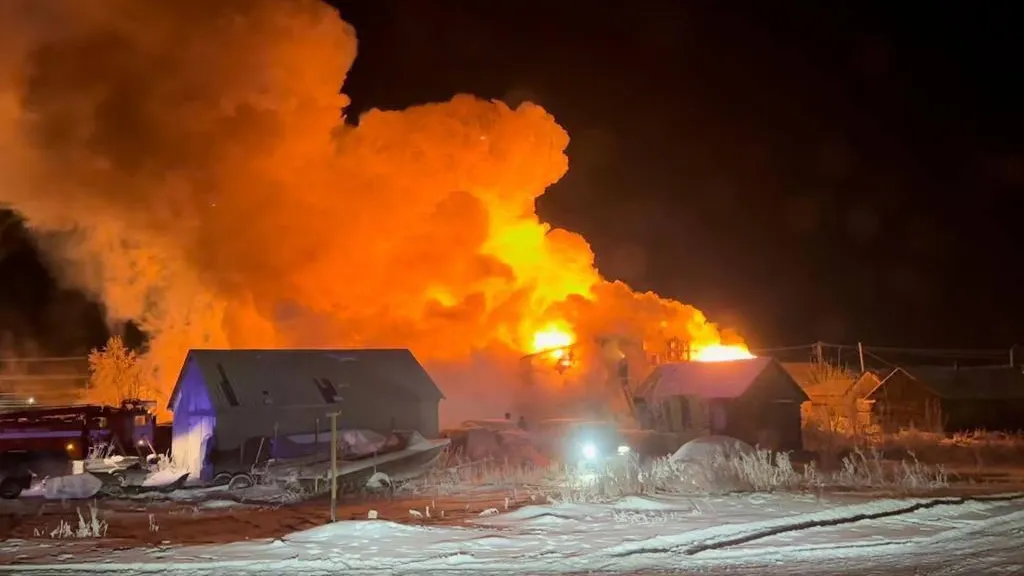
[{"x1": 171, "y1": 414, "x2": 216, "y2": 481}]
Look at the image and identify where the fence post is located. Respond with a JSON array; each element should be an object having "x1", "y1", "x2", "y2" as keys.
[{"x1": 328, "y1": 410, "x2": 341, "y2": 522}]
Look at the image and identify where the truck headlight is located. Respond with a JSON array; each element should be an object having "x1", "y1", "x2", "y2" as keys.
[
  {"x1": 617, "y1": 445, "x2": 630, "y2": 455},
  {"x1": 581, "y1": 443, "x2": 598, "y2": 460}
]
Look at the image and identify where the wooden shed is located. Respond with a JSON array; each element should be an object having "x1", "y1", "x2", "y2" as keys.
[
  {"x1": 634, "y1": 357, "x2": 809, "y2": 450},
  {"x1": 167, "y1": 348, "x2": 445, "y2": 480},
  {"x1": 781, "y1": 361, "x2": 883, "y2": 435},
  {"x1": 863, "y1": 365, "x2": 1024, "y2": 433}
]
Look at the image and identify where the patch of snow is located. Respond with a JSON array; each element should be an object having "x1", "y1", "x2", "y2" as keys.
[
  {"x1": 610, "y1": 494, "x2": 691, "y2": 511},
  {"x1": 141, "y1": 468, "x2": 188, "y2": 488},
  {"x1": 19, "y1": 480, "x2": 47, "y2": 498},
  {"x1": 366, "y1": 471, "x2": 391, "y2": 489},
  {"x1": 197, "y1": 499, "x2": 242, "y2": 510},
  {"x1": 671, "y1": 435, "x2": 755, "y2": 463},
  {"x1": 43, "y1": 474, "x2": 102, "y2": 500},
  {"x1": 5, "y1": 492, "x2": 1024, "y2": 575}
]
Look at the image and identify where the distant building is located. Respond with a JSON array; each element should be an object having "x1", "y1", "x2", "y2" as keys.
[
  {"x1": 781, "y1": 361, "x2": 883, "y2": 435},
  {"x1": 168, "y1": 349, "x2": 445, "y2": 480},
  {"x1": 633, "y1": 357, "x2": 809, "y2": 451},
  {"x1": 862, "y1": 365, "x2": 1024, "y2": 433}
]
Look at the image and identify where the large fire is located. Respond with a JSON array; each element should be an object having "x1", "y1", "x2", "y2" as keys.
[
  {"x1": 0, "y1": 0, "x2": 752, "y2": 417},
  {"x1": 527, "y1": 327, "x2": 754, "y2": 364},
  {"x1": 531, "y1": 323, "x2": 575, "y2": 360}
]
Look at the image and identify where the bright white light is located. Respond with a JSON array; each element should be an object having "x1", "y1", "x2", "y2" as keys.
[
  {"x1": 581, "y1": 443, "x2": 598, "y2": 460},
  {"x1": 617, "y1": 445, "x2": 630, "y2": 455},
  {"x1": 27, "y1": 397, "x2": 35, "y2": 405}
]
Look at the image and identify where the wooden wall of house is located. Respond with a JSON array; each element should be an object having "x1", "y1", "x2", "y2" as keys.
[
  {"x1": 868, "y1": 371, "x2": 944, "y2": 432},
  {"x1": 727, "y1": 364, "x2": 806, "y2": 450},
  {"x1": 726, "y1": 399, "x2": 803, "y2": 450},
  {"x1": 801, "y1": 397, "x2": 875, "y2": 435},
  {"x1": 650, "y1": 395, "x2": 712, "y2": 438}
]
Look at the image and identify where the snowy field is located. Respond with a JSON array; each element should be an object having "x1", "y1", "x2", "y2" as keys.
[{"x1": 2, "y1": 491, "x2": 1023, "y2": 575}]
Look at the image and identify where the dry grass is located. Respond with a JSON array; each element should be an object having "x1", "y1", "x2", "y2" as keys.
[
  {"x1": 393, "y1": 447, "x2": 558, "y2": 497},
  {"x1": 645, "y1": 447, "x2": 947, "y2": 496},
  {"x1": 32, "y1": 502, "x2": 108, "y2": 539},
  {"x1": 803, "y1": 425, "x2": 1024, "y2": 468},
  {"x1": 393, "y1": 442, "x2": 952, "y2": 506}
]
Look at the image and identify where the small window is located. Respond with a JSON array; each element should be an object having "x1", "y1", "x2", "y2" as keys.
[
  {"x1": 216, "y1": 363, "x2": 241, "y2": 407},
  {"x1": 262, "y1": 390, "x2": 274, "y2": 405},
  {"x1": 94, "y1": 417, "x2": 108, "y2": 429},
  {"x1": 134, "y1": 415, "x2": 148, "y2": 427},
  {"x1": 314, "y1": 378, "x2": 339, "y2": 404}
]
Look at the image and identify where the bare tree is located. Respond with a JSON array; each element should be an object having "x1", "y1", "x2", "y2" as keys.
[{"x1": 85, "y1": 336, "x2": 149, "y2": 406}]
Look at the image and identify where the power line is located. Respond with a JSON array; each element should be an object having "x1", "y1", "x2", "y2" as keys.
[
  {"x1": 0, "y1": 356, "x2": 88, "y2": 363},
  {"x1": 0, "y1": 375, "x2": 88, "y2": 381}
]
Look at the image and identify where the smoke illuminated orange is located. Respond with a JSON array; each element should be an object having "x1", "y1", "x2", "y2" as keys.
[{"x1": 0, "y1": 0, "x2": 753, "y2": 419}]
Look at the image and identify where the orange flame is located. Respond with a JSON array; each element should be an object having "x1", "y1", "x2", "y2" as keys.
[
  {"x1": 531, "y1": 323, "x2": 575, "y2": 360},
  {"x1": 692, "y1": 344, "x2": 756, "y2": 363}
]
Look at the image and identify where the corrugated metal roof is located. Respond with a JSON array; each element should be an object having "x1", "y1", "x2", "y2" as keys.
[
  {"x1": 893, "y1": 366, "x2": 1024, "y2": 401},
  {"x1": 168, "y1": 349, "x2": 444, "y2": 411},
  {"x1": 635, "y1": 357, "x2": 781, "y2": 401}
]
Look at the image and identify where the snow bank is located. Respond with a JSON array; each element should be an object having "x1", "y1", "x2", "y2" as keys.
[
  {"x1": 671, "y1": 435, "x2": 755, "y2": 463},
  {"x1": 6, "y1": 493, "x2": 1022, "y2": 574}
]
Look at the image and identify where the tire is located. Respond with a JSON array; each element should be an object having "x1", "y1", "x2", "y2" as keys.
[
  {"x1": 227, "y1": 473, "x2": 254, "y2": 491},
  {"x1": 0, "y1": 478, "x2": 23, "y2": 500},
  {"x1": 212, "y1": 472, "x2": 233, "y2": 487}
]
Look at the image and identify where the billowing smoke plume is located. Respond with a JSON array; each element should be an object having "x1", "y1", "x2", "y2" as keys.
[{"x1": 0, "y1": 0, "x2": 741, "y2": 422}]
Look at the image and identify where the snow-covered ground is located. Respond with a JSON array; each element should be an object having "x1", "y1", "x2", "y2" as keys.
[{"x1": 2, "y1": 492, "x2": 1022, "y2": 575}]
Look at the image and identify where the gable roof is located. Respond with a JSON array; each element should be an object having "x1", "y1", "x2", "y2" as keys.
[
  {"x1": 780, "y1": 361, "x2": 868, "y2": 399},
  {"x1": 635, "y1": 357, "x2": 804, "y2": 402},
  {"x1": 168, "y1": 348, "x2": 444, "y2": 411},
  {"x1": 869, "y1": 365, "x2": 1024, "y2": 401}
]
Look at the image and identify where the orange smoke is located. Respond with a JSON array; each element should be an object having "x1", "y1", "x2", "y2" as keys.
[{"x1": 0, "y1": 0, "x2": 749, "y2": 417}]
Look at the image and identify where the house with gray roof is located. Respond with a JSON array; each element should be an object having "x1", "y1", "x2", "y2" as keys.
[
  {"x1": 168, "y1": 349, "x2": 444, "y2": 480},
  {"x1": 634, "y1": 357, "x2": 808, "y2": 451},
  {"x1": 862, "y1": 365, "x2": 1024, "y2": 432}
]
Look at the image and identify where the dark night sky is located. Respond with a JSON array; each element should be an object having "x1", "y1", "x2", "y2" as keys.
[{"x1": 1, "y1": 0, "x2": 1021, "y2": 355}]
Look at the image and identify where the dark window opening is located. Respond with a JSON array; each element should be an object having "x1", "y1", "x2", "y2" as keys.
[
  {"x1": 262, "y1": 391, "x2": 274, "y2": 405},
  {"x1": 314, "y1": 377, "x2": 339, "y2": 404},
  {"x1": 215, "y1": 363, "x2": 241, "y2": 407}
]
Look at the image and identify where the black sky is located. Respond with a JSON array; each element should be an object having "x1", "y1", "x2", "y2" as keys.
[{"x1": 1, "y1": 0, "x2": 1021, "y2": 355}]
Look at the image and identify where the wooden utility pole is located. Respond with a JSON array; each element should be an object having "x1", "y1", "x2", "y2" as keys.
[
  {"x1": 857, "y1": 342, "x2": 865, "y2": 373},
  {"x1": 327, "y1": 410, "x2": 342, "y2": 522},
  {"x1": 1010, "y1": 346, "x2": 1015, "y2": 368}
]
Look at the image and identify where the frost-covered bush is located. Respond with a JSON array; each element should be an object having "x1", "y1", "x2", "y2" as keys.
[{"x1": 34, "y1": 502, "x2": 108, "y2": 539}]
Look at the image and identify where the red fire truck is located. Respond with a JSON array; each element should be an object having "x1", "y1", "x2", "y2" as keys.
[{"x1": 0, "y1": 399, "x2": 157, "y2": 498}]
